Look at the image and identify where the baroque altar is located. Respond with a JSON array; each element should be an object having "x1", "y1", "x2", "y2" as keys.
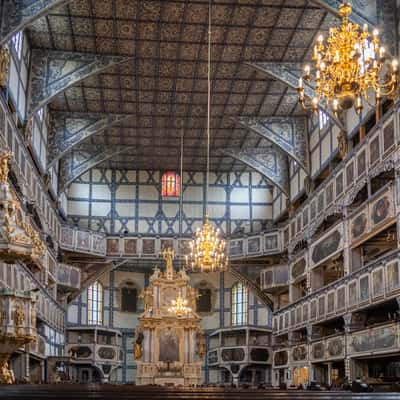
[{"x1": 134, "y1": 249, "x2": 205, "y2": 386}]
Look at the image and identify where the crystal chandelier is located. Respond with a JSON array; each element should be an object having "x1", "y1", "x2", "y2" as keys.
[
  {"x1": 297, "y1": 2, "x2": 398, "y2": 114},
  {"x1": 185, "y1": 0, "x2": 228, "y2": 273},
  {"x1": 168, "y1": 294, "x2": 191, "y2": 317}
]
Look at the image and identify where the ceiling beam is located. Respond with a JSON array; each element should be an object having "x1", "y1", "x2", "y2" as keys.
[
  {"x1": 247, "y1": 62, "x2": 346, "y2": 132},
  {"x1": 0, "y1": 0, "x2": 73, "y2": 45},
  {"x1": 27, "y1": 49, "x2": 131, "y2": 117},
  {"x1": 47, "y1": 112, "x2": 131, "y2": 169},
  {"x1": 236, "y1": 116, "x2": 309, "y2": 175},
  {"x1": 58, "y1": 145, "x2": 132, "y2": 193},
  {"x1": 220, "y1": 147, "x2": 289, "y2": 195},
  {"x1": 311, "y1": 0, "x2": 377, "y2": 26}
]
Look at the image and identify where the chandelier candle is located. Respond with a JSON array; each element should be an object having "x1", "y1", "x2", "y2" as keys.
[{"x1": 297, "y1": 2, "x2": 398, "y2": 114}]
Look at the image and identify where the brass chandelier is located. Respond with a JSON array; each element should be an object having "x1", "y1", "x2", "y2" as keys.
[
  {"x1": 297, "y1": 2, "x2": 398, "y2": 114},
  {"x1": 168, "y1": 294, "x2": 191, "y2": 317},
  {"x1": 185, "y1": 0, "x2": 228, "y2": 273}
]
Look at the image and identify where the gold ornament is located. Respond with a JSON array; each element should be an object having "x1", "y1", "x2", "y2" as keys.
[
  {"x1": 168, "y1": 294, "x2": 191, "y2": 318},
  {"x1": 186, "y1": 215, "x2": 228, "y2": 272},
  {"x1": 298, "y1": 2, "x2": 398, "y2": 114},
  {"x1": 0, "y1": 46, "x2": 9, "y2": 88},
  {"x1": 0, "y1": 151, "x2": 12, "y2": 184}
]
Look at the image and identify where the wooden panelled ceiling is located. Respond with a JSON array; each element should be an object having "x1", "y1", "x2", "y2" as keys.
[{"x1": 27, "y1": 0, "x2": 336, "y2": 172}]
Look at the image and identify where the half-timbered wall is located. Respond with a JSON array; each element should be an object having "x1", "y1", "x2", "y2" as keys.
[{"x1": 67, "y1": 169, "x2": 273, "y2": 236}]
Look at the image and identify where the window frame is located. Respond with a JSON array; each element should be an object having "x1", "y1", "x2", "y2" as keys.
[
  {"x1": 231, "y1": 282, "x2": 248, "y2": 326},
  {"x1": 87, "y1": 281, "x2": 103, "y2": 325}
]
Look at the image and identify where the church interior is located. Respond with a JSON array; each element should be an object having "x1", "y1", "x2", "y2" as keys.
[{"x1": 0, "y1": 0, "x2": 400, "y2": 398}]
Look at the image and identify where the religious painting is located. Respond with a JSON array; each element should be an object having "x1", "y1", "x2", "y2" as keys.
[
  {"x1": 221, "y1": 348, "x2": 245, "y2": 362},
  {"x1": 312, "y1": 342, "x2": 324, "y2": 360},
  {"x1": 263, "y1": 270, "x2": 273, "y2": 287},
  {"x1": 76, "y1": 231, "x2": 90, "y2": 251},
  {"x1": 291, "y1": 257, "x2": 306, "y2": 280},
  {"x1": 57, "y1": 264, "x2": 70, "y2": 286},
  {"x1": 142, "y1": 238, "x2": 155, "y2": 255},
  {"x1": 351, "y1": 326, "x2": 396, "y2": 353},
  {"x1": 311, "y1": 227, "x2": 342, "y2": 267},
  {"x1": 70, "y1": 267, "x2": 80, "y2": 288},
  {"x1": 317, "y1": 193, "x2": 324, "y2": 214},
  {"x1": 106, "y1": 238, "x2": 120, "y2": 255},
  {"x1": 346, "y1": 162, "x2": 354, "y2": 187},
  {"x1": 336, "y1": 286, "x2": 346, "y2": 310},
  {"x1": 348, "y1": 281, "x2": 357, "y2": 305},
  {"x1": 284, "y1": 313, "x2": 289, "y2": 328},
  {"x1": 327, "y1": 338, "x2": 343, "y2": 357},
  {"x1": 372, "y1": 268, "x2": 384, "y2": 297},
  {"x1": 159, "y1": 329, "x2": 179, "y2": 362},
  {"x1": 290, "y1": 310, "x2": 295, "y2": 327},
  {"x1": 229, "y1": 239, "x2": 243, "y2": 257},
  {"x1": 310, "y1": 300, "x2": 317, "y2": 320},
  {"x1": 327, "y1": 291, "x2": 335, "y2": 314},
  {"x1": 292, "y1": 346, "x2": 307, "y2": 361},
  {"x1": 274, "y1": 350, "x2": 288, "y2": 366},
  {"x1": 371, "y1": 193, "x2": 393, "y2": 227},
  {"x1": 326, "y1": 183, "x2": 334, "y2": 206},
  {"x1": 264, "y1": 234, "x2": 278, "y2": 252},
  {"x1": 303, "y1": 304, "x2": 308, "y2": 322},
  {"x1": 351, "y1": 211, "x2": 368, "y2": 242},
  {"x1": 310, "y1": 200, "x2": 316, "y2": 220},
  {"x1": 248, "y1": 236, "x2": 261, "y2": 255},
  {"x1": 208, "y1": 351, "x2": 218, "y2": 364},
  {"x1": 98, "y1": 347, "x2": 116, "y2": 360},
  {"x1": 357, "y1": 150, "x2": 366, "y2": 177},
  {"x1": 92, "y1": 234, "x2": 106, "y2": 255},
  {"x1": 369, "y1": 135, "x2": 380, "y2": 166},
  {"x1": 318, "y1": 296, "x2": 325, "y2": 317},
  {"x1": 296, "y1": 307, "x2": 302, "y2": 324},
  {"x1": 61, "y1": 227, "x2": 74, "y2": 248},
  {"x1": 383, "y1": 119, "x2": 395, "y2": 153},
  {"x1": 124, "y1": 238, "x2": 137, "y2": 255},
  {"x1": 161, "y1": 239, "x2": 173, "y2": 252},
  {"x1": 387, "y1": 262, "x2": 399, "y2": 292},
  {"x1": 283, "y1": 228, "x2": 289, "y2": 247},
  {"x1": 178, "y1": 239, "x2": 191, "y2": 257},
  {"x1": 303, "y1": 208, "x2": 309, "y2": 227}
]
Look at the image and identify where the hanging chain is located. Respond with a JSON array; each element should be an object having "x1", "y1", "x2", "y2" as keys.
[{"x1": 206, "y1": 0, "x2": 211, "y2": 216}]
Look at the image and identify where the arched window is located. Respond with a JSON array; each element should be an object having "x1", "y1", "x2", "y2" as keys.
[
  {"x1": 231, "y1": 282, "x2": 248, "y2": 326},
  {"x1": 197, "y1": 287, "x2": 212, "y2": 313},
  {"x1": 87, "y1": 281, "x2": 103, "y2": 325},
  {"x1": 161, "y1": 172, "x2": 180, "y2": 197}
]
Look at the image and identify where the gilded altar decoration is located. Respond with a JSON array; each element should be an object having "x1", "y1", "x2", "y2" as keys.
[
  {"x1": 135, "y1": 248, "x2": 204, "y2": 386},
  {"x1": 0, "y1": 46, "x2": 10, "y2": 88},
  {"x1": 0, "y1": 152, "x2": 45, "y2": 268},
  {"x1": 0, "y1": 289, "x2": 37, "y2": 384},
  {"x1": 298, "y1": 2, "x2": 398, "y2": 114}
]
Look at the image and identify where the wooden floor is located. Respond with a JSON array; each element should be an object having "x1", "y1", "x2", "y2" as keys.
[{"x1": 0, "y1": 385, "x2": 399, "y2": 400}]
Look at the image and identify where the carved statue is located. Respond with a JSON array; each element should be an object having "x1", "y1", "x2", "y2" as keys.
[
  {"x1": 24, "y1": 118, "x2": 33, "y2": 146},
  {"x1": 0, "y1": 151, "x2": 12, "y2": 184},
  {"x1": 140, "y1": 287, "x2": 153, "y2": 311},
  {"x1": 196, "y1": 330, "x2": 206, "y2": 359},
  {"x1": 134, "y1": 329, "x2": 144, "y2": 360},
  {"x1": 337, "y1": 131, "x2": 347, "y2": 159},
  {"x1": 0, "y1": 356, "x2": 14, "y2": 384},
  {"x1": 13, "y1": 303, "x2": 25, "y2": 327},
  {"x1": 161, "y1": 248, "x2": 175, "y2": 280},
  {"x1": 187, "y1": 287, "x2": 199, "y2": 312},
  {"x1": 0, "y1": 46, "x2": 10, "y2": 88}
]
